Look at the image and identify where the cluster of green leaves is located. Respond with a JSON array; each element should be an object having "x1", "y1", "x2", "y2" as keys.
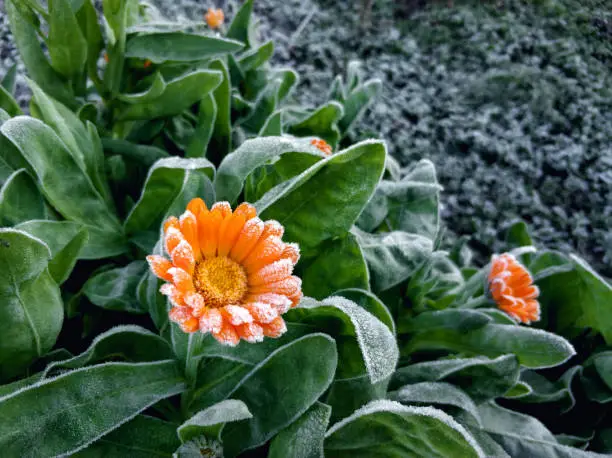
[{"x1": 0, "y1": 0, "x2": 611, "y2": 456}]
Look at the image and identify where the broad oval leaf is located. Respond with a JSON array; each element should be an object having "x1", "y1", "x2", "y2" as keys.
[
  {"x1": 73, "y1": 415, "x2": 180, "y2": 458},
  {"x1": 257, "y1": 140, "x2": 386, "y2": 252},
  {"x1": 0, "y1": 169, "x2": 56, "y2": 226},
  {"x1": 0, "y1": 229, "x2": 63, "y2": 381},
  {"x1": 335, "y1": 288, "x2": 395, "y2": 333},
  {"x1": 391, "y1": 355, "x2": 520, "y2": 403},
  {"x1": 324, "y1": 400, "x2": 484, "y2": 458},
  {"x1": 178, "y1": 399, "x2": 252, "y2": 443},
  {"x1": 338, "y1": 79, "x2": 382, "y2": 135},
  {"x1": 48, "y1": 0, "x2": 88, "y2": 78},
  {"x1": 0, "y1": 117, "x2": 126, "y2": 258},
  {"x1": 287, "y1": 102, "x2": 344, "y2": 148},
  {"x1": 15, "y1": 220, "x2": 88, "y2": 284},
  {"x1": 352, "y1": 227, "x2": 433, "y2": 291},
  {"x1": 0, "y1": 360, "x2": 185, "y2": 456},
  {"x1": 125, "y1": 32, "x2": 244, "y2": 63},
  {"x1": 118, "y1": 70, "x2": 223, "y2": 121},
  {"x1": 215, "y1": 136, "x2": 322, "y2": 203},
  {"x1": 221, "y1": 334, "x2": 337, "y2": 457},
  {"x1": 300, "y1": 233, "x2": 370, "y2": 300},
  {"x1": 124, "y1": 157, "x2": 215, "y2": 235},
  {"x1": 83, "y1": 261, "x2": 148, "y2": 313},
  {"x1": 287, "y1": 296, "x2": 398, "y2": 383},
  {"x1": 390, "y1": 381, "x2": 482, "y2": 426},
  {"x1": 42, "y1": 325, "x2": 174, "y2": 378},
  {"x1": 268, "y1": 402, "x2": 331, "y2": 458},
  {"x1": 405, "y1": 323, "x2": 576, "y2": 370}
]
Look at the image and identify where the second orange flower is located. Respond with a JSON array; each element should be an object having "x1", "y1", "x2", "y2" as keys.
[{"x1": 147, "y1": 199, "x2": 302, "y2": 346}]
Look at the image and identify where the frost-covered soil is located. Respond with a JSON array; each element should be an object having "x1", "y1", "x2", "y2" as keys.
[{"x1": 1, "y1": 0, "x2": 610, "y2": 276}]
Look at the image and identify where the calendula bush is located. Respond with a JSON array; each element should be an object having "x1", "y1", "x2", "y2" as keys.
[{"x1": 0, "y1": 0, "x2": 610, "y2": 456}]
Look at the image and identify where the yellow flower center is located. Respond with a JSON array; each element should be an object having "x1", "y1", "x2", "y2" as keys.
[{"x1": 193, "y1": 256, "x2": 248, "y2": 308}]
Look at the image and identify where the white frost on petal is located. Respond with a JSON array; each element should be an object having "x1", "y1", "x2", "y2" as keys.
[{"x1": 224, "y1": 305, "x2": 253, "y2": 325}]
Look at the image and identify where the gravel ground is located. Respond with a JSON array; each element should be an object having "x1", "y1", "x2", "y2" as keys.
[{"x1": 1, "y1": 0, "x2": 610, "y2": 276}]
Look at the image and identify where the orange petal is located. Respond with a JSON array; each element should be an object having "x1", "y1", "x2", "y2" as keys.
[
  {"x1": 250, "y1": 275, "x2": 301, "y2": 297},
  {"x1": 280, "y1": 243, "x2": 300, "y2": 265},
  {"x1": 169, "y1": 306, "x2": 199, "y2": 333},
  {"x1": 167, "y1": 267, "x2": 195, "y2": 293},
  {"x1": 221, "y1": 305, "x2": 254, "y2": 325},
  {"x1": 199, "y1": 308, "x2": 223, "y2": 334},
  {"x1": 184, "y1": 291, "x2": 206, "y2": 318},
  {"x1": 187, "y1": 198, "x2": 208, "y2": 217},
  {"x1": 244, "y1": 302, "x2": 279, "y2": 324},
  {"x1": 212, "y1": 323, "x2": 240, "y2": 346},
  {"x1": 164, "y1": 227, "x2": 184, "y2": 255},
  {"x1": 233, "y1": 202, "x2": 257, "y2": 220},
  {"x1": 248, "y1": 259, "x2": 294, "y2": 286},
  {"x1": 242, "y1": 236, "x2": 285, "y2": 272},
  {"x1": 180, "y1": 210, "x2": 200, "y2": 261},
  {"x1": 160, "y1": 283, "x2": 185, "y2": 307},
  {"x1": 146, "y1": 255, "x2": 173, "y2": 282},
  {"x1": 171, "y1": 240, "x2": 195, "y2": 275},
  {"x1": 261, "y1": 220, "x2": 284, "y2": 238},
  {"x1": 236, "y1": 322, "x2": 264, "y2": 343},
  {"x1": 164, "y1": 216, "x2": 179, "y2": 234},
  {"x1": 217, "y1": 213, "x2": 247, "y2": 257},
  {"x1": 262, "y1": 317, "x2": 287, "y2": 338},
  {"x1": 230, "y1": 217, "x2": 264, "y2": 263},
  {"x1": 246, "y1": 293, "x2": 293, "y2": 314}
]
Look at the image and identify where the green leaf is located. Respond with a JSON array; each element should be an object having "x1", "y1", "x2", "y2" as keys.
[
  {"x1": 208, "y1": 59, "x2": 232, "y2": 163},
  {"x1": 0, "y1": 169, "x2": 56, "y2": 225},
  {"x1": 401, "y1": 309, "x2": 492, "y2": 334},
  {"x1": 125, "y1": 32, "x2": 244, "y2": 62},
  {"x1": 178, "y1": 399, "x2": 252, "y2": 443},
  {"x1": 101, "y1": 137, "x2": 169, "y2": 167},
  {"x1": 325, "y1": 374, "x2": 389, "y2": 423},
  {"x1": 6, "y1": 0, "x2": 75, "y2": 107},
  {"x1": 0, "y1": 116, "x2": 126, "y2": 258},
  {"x1": 118, "y1": 70, "x2": 223, "y2": 120},
  {"x1": 391, "y1": 355, "x2": 520, "y2": 403},
  {"x1": 301, "y1": 233, "x2": 369, "y2": 299},
  {"x1": 335, "y1": 288, "x2": 395, "y2": 333},
  {"x1": 48, "y1": 0, "x2": 88, "y2": 78},
  {"x1": 186, "y1": 93, "x2": 216, "y2": 158},
  {"x1": 352, "y1": 227, "x2": 433, "y2": 291},
  {"x1": 73, "y1": 415, "x2": 180, "y2": 458},
  {"x1": 537, "y1": 254, "x2": 612, "y2": 344},
  {"x1": 0, "y1": 360, "x2": 185, "y2": 456},
  {"x1": 221, "y1": 334, "x2": 337, "y2": 457},
  {"x1": 475, "y1": 402, "x2": 599, "y2": 458},
  {"x1": 83, "y1": 261, "x2": 148, "y2": 313},
  {"x1": 339, "y1": 79, "x2": 381, "y2": 135},
  {"x1": 43, "y1": 325, "x2": 174, "y2": 379},
  {"x1": 358, "y1": 159, "x2": 441, "y2": 239},
  {"x1": 215, "y1": 136, "x2": 321, "y2": 203},
  {"x1": 274, "y1": 68, "x2": 299, "y2": 102},
  {"x1": 15, "y1": 220, "x2": 88, "y2": 284},
  {"x1": 405, "y1": 323, "x2": 576, "y2": 370},
  {"x1": 1, "y1": 64, "x2": 17, "y2": 94},
  {"x1": 591, "y1": 352, "x2": 612, "y2": 391},
  {"x1": 0, "y1": 85, "x2": 21, "y2": 117},
  {"x1": 257, "y1": 140, "x2": 386, "y2": 252},
  {"x1": 76, "y1": 0, "x2": 103, "y2": 84},
  {"x1": 137, "y1": 269, "x2": 169, "y2": 332},
  {"x1": 238, "y1": 41, "x2": 274, "y2": 72},
  {"x1": 124, "y1": 157, "x2": 214, "y2": 235},
  {"x1": 287, "y1": 296, "x2": 398, "y2": 383},
  {"x1": 506, "y1": 220, "x2": 533, "y2": 248},
  {"x1": 226, "y1": 0, "x2": 254, "y2": 48},
  {"x1": 515, "y1": 367, "x2": 579, "y2": 412},
  {"x1": 259, "y1": 110, "x2": 283, "y2": 136},
  {"x1": 390, "y1": 382, "x2": 481, "y2": 426},
  {"x1": 288, "y1": 102, "x2": 344, "y2": 148},
  {"x1": 268, "y1": 402, "x2": 331, "y2": 458},
  {"x1": 0, "y1": 229, "x2": 63, "y2": 381},
  {"x1": 324, "y1": 400, "x2": 484, "y2": 458},
  {"x1": 117, "y1": 72, "x2": 167, "y2": 103}
]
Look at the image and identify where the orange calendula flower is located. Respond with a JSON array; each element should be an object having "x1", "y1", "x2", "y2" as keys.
[
  {"x1": 488, "y1": 253, "x2": 540, "y2": 324},
  {"x1": 143, "y1": 60, "x2": 152, "y2": 69},
  {"x1": 311, "y1": 138, "x2": 332, "y2": 156},
  {"x1": 147, "y1": 199, "x2": 302, "y2": 346},
  {"x1": 205, "y1": 8, "x2": 225, "y2": 29}
]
